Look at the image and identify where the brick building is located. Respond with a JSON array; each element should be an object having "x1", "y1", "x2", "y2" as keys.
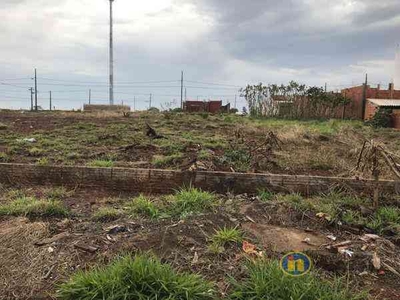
[
  {"x1": 341, "y1": 83, "x2": 400, "y2": 128},
  {"x1": 183, "y1": 100, "x2": 230, "y2": 113},
  {"x1": 364, "y1": 99, "x2": 400, "y2": 128}
]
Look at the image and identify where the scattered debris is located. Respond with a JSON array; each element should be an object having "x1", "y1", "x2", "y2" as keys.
[
  {"x1": 338, "y1": 248, "x2": 354, "y2": 257},
  {"x1": 372, "y1": 252, "x2": 381, "y2": 270},
  {"x1": 332, "y1": 240, "x2": 352, "y2": 248},
  {"x1": 192, "y1": 252, "x2": 199, "y2": 265},
  {"x1": 34, "y1": 232, "x2": 70, "y2": 246},
  {"x1": 22, "y1": 138, "x2": 36, "y2": 143},
  {"x1": 316, "y1": 212, "x2": 332, "y2": 221},
  {"x1": 74, "y1": 244, "x2": 99, "y2": 253},
  {"x1": 145, "y1": 123, "x2": 165, "y2": 139},
  {"x1": 106, "y1": 234, "x2": 116, "y2": 242},
  {"x1": 106, "y1": 225, "x2": 128, "y2": 235},
  {"x1": 327, "y1": 234, "x2": 337, "y2": 241},
  {"x1": 360, "y1": 234, "x2": 380, "y2": 243},
  {"x1": 302, "y1": 237, "x2": 317, "y2": 246}
]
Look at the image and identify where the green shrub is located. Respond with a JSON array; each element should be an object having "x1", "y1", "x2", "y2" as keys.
[
  {"x1": 92, "y1": 207, "x2": 123, "y2": 222},
  {"x1": 0, "y1": 122, "x2": 8, "y2": 130},
  {"x1": 57, "y1": 254, "x2": 215, "y2": 300},
  {"x1": 0, "y1": 152, "x2": 9, "y2": 162},
  {"x1": 221, "y1": 149, "x2": 251, "y2": 172},
  {"x1": 29, "y1": 147, "x2": 44, "y2": 157},
  {"x1": 148, "y1": 107, "x2": 160, "y2": 113},
  {"x1": 0, "y1": 196, "x2": 69, "y2": 217},
  {"x1": 367, "y1": 108, "x2": 392, "y2": 128},
  {"x1": 167, "y1": 187, "x2": 216, "y2": 218},
  {"x1": 210, "y1": 227, "x2": 243, "y2": 248},
  {"x1": 199, "y1": 112, "x2": 209, "y2": 119},
  {"x1": 127, "y1": 195, "x2": 159, "y2": 219},
  {"x1": 258, "y1": 190, "x2": 274, "y2": 202},
  {"x1": 36, "y1": 157, "x2": 49, "y2": 166},
  {"x1": 198, "y1": 150, "x2": 212, "y2": 160},
  {"x1": 229, "y1": 259, "x2": 366, "y2": 300}
]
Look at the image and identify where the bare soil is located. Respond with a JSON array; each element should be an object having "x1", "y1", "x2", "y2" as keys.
[{"x1": 0, "y1": 186, "x2": 399, "y2": 299}]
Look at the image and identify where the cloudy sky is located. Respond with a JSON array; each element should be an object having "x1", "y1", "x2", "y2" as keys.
[{"x1": 0, "y1": 0, "x2": 399, "y2": 110}]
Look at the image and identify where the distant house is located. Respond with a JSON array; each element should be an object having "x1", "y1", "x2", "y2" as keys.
[
  {"x1": 341, "y1": 83, "x2": 400, "y2": 123},
  {"x1": 183, "y1": 100, "x2": 230, "y2": 113},
  {"x1": 365, "y1": 99, "x2": 400, "y2": 129}
]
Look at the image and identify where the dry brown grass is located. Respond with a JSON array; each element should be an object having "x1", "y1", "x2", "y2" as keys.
[{"x1": 0, "y1": 218, "x2": 50, "y2": 299}]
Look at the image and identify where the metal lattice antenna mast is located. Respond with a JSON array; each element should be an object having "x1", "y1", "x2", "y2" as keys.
[{"x1": 109, "y1": 0, "x2": 115, "y2": 105}]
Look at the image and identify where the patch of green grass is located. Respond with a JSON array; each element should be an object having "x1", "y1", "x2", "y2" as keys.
[
  {"x1": 0, "y1": 196, "x2": 69, "y2": 217},
  {"x1": 152, "y1": 153, "x2": 183, "y2": 167},
  {"x1": 57, "y1": 254, "x2": 215, "y2": 300},
  {"x1": 0, "y1": 152, "x2": 9, "y2": 162},
  {"x1": 43, "y1": 187, "x2": 71, "y2": 200},
  {"x1": 366, "y1": 206, "x2": 400, "y2": 234},
  {"x1": 36, "y1": 157, "x2": 49, "y2": 166},
  {"x1": 276, "y1": 193, "x2": 311, "y2": 211},
  {"x1": 155, "y1": 139, "x2": 185, "y2": 155},
  {"x1": 376, "y1": 206, "x2": 400, "y2": 223},
  {"x1": 127, "y1": 195, "x2": 159, "y2": 219},
  {"x1": 167, "y1": 187, "x2": 216, "y2": 218},
  {"x1": 342, "y1": 210, "x2": 366, "y2": 226},
  {"x1": 210, "y1": 227, "x2": 243, "y2": 248},
  {"x1": 92, "y1": 207, "x2": 123, "y2": 222},
  {"x1": 66, "y1": 152, "x2": 80, "y2": 160},
  {"x1": 251, "y1": 118, "x2": 363, "y2": 135},
  {"x1": 29, "y1": 147, "x2": 44, "y2": 157},
  {"x1": 198, "y1": 149, "x2": 212, "y2": 160},
  {"x1": 88, "y1": 159, "x2": 114, "y2": 168},
  {"x1": 258, "y1": 189, "x2": 274, "y2": 202},
  {"x1": 220, "y1": 149, "x2": 251, "y2": 172},
  {"x1": 229, "y1": 259, "x2": 367, "y2": 300}
]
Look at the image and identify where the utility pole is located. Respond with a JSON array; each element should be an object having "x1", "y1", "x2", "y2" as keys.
[
  {"x1": 49, "y1": 91, "x2": 52, "y2": 111},
  {"x1": 180, "y1": 71, "x2": 184, "y2": 109},
  {"x1": 34, "y1": 68, "x2": 38, "y2": 111},
  {"x1": 29, "y1": 88, "x2": 34, "y2": 111},
  {"x1": 324, "y1": 83, "x2": 327, "y2": 93},
  {"x1": 133, "y1": 96, "x2": 136, "y2": 111},
  {"x1": 149, "y1": 93, "x2": 152, "y2": 109},
  {"x1": 109, "y1": 0, "x2": 115, "y2": 105},
  {"x1": 362, "y1": 73, "x2": 368, "y2": 120},
  {"x1": 89, "y1": 89, "x2": 91, "y2": 104},
  {"x1": 234, "y1": 94, "x2": 237, "y2": 109}
]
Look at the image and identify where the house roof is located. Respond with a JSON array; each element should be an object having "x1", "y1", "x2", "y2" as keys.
[{"x1": 367, "y1": 99, "x2": 400, "y2": 107}]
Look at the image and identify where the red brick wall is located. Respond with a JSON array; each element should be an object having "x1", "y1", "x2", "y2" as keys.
[
  {"x1": 341, "y1": 86, "x2": 364, "y2": 119},
  {"x1": 393, "y1": 110, "x2": 400, "y2": 129},
  {"x1": 364, "y1": 101, "x2": 378, "y2": 120},
  {"x1": 341, "y1": 85, "x2": 400, "y2": 120},
  {"x1": 0, "y1": 163, "x2": 398, "y2": 196},
  {"x1": 208, "y1": 101, "x2": 223, "y2": 113},
  {"x1": 184, "y1": 101, "x2": 223, "y2": 113}
]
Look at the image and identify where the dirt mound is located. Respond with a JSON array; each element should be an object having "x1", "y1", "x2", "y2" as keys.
[
  {"x1": 242, "y1": 223, "x2": 327, "y2": 252},
  {"x1": 0, "y1": 218, "x2": 50, "y2": 299}
]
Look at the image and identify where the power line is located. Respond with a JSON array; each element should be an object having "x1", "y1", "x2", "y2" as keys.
[
  {"x1": 185, "y1": 80, "x2": 242, "y2": 88},
  {"x1": 0, "y1": 82, "x2": 30, "y2": 89},
  {"x1": 0, "y1": 77, "x2": 31, "y2": 81},
  {"x1": 38, "y1": 77, "x2": 180, "y2": 84}
]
